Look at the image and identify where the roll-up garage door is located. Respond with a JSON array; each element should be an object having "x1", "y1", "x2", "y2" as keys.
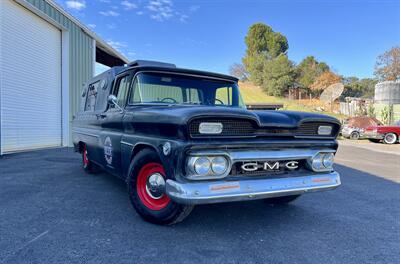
[{"x1": 0, "y1": 0, "x2": 62, "y2": 153}]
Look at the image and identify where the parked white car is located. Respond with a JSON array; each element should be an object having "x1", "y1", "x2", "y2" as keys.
[{"x1": 341, "y1": 126, "x2": 365, "y2": 140}]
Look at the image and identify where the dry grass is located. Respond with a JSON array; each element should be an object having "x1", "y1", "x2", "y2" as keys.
[
  {"x1": 238, "y1": 81, "x2": 345, "y2": 119},
  {"x1": 238, "y1": 82, "x2": 278, "y2": 103}
]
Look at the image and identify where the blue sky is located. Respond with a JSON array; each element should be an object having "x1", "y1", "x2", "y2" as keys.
[{"x1": 58, "y1": 0, "x2": 400, "y2": 78}]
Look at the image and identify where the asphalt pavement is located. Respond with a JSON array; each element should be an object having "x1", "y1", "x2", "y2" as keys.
[
  {"x1": 336, "y1": 140, "x2": 400, "y2": 183},
  {"x1": 0, "y1": 147, "x2": 399, "y2": 264}
]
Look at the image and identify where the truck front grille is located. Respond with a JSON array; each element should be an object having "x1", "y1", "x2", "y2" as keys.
[
  {"x1": 296, "y1": 122, "x2": 340, "y2": 137},
  {"x1": 188, "y1": 118, "x2": 339, "y2": 138},
  {"x1": 189, "y1": 118, "x2": 256, "y2": 137}
]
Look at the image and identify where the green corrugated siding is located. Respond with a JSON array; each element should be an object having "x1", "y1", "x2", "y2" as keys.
[{"x1": 26, "y1": 0, "x2": 94, "y2": 141}]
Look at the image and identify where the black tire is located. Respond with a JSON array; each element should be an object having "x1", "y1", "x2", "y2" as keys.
[
  {"x1": 350, "y1": 131, "x2": 360, "y2": 140},
  {"x1": 264, "y1": 195, "x2": 301, "y2": 205},
  {"x1": 81, "y1": 144, "x2": 98, "y2": 174},
  {"x1": 368, "y1": 139, "x2": 381, "y2": 143},
  {"x1": 383, "y1": 133, "x2": 398, "y2": 144},
  {"x1": 127, "y1": 148, "x2": 194, "y2": 225}
]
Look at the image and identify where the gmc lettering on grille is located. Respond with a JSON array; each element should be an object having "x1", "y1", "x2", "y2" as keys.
[{"x1": 241, "y1": 161, "x2": 299, "y2": 172}]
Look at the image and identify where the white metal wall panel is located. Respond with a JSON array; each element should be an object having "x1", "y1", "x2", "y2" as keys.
[{"x1": 0, "y1": 0, "x2": 62, "y2": 153}]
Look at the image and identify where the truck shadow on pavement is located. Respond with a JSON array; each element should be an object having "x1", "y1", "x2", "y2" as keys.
[{"x1": 1, "y1": 148, "x2": 399, "y2": 264}]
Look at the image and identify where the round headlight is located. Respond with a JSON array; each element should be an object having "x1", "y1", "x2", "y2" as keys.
[
  {"x1": 211, "y1": 156, "x2": 228, "y2": 175},
  {"x1": 311, "y1": 153, "x2": 324, "y2": 171},
  {"x1": 194, "y1": 157, "x2": 211, "y2": 175},
  {"x1": 322, "y1": 153, "x2": 334, "y2": 168}
]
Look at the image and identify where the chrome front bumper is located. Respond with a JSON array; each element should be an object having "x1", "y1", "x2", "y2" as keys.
[{"x1": 166, "y1": 171, "x2": 341, "y2": 205}]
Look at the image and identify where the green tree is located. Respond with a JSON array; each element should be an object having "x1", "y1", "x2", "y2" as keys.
[
  {"x1": 296, "y1": 56, "x2": 329, "y2": 89},
  {"x1": 242, "y1": 53, "x2": 267, "y2": 85},
  {"x1": 358, "y1": 78, "x2": 378, "y2": 98},
  {"x1": 367, "y1": 104, "x2": 376, "y2": 118},
  {"x1": 244, "y1": 23, "x2": 274, "y2": 56},
  {"x1": 262, "y1": 54, "x2": 295, "y2": 96},
  {"x1": 381, "y1": 106, "x2": 390, "y2": 125},
  {"x1": 269, "y1": 32, "x2": 289, "y2": 58},
  {"x1": 340, "y1": 77, "x2": 377, "y2": 99},
  {"x1": 242, "y1": 23, "x2": 289, "y2": 85}
]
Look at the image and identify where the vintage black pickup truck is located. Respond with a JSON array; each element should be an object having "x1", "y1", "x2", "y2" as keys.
[{"x1": 72, "y1": 60, "x2": 341, "y2": 225}]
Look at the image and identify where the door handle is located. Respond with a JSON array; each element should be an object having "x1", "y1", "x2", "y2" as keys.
[{"x1": 97, "y1": 113, "x2": 107, "y2": 119}]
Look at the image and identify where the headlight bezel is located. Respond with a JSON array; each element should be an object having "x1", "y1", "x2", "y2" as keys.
[
  {"x1": 308, "y1": 151, "x2": 335, "y2": 172},
  {"x1": 187, "y1": 155, "x2": 231, "y2": 180}
]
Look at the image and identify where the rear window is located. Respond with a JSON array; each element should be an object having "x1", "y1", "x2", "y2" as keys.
[
  {"x1": 85, "y1": 81, "x2": 100, "y2": 112},
  {"x1": 82, "y1": 77, "x2": 110, "y2": 112}
]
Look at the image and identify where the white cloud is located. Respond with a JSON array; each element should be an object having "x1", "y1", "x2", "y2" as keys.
[
  {"x1": 146, "y1": 0, "x2": 174, "y2": 21},
  {"x1": 189, "y1": 5, "x2": 200, "y2": 12},
  {"x1": 87, "y1": 23, "x2": 96, "y2": 28},
  {"x1": 136, "y1": 11, "x2": 144, "y2": 15},
  {"x1": 179, "y1": 14, "x2": 188, "y2": 22},
  {"x1": 121, "y1": 1, "x2": 137, "y2": 10},
  {"x1": 99, "y1": 0, "x2": 111, "y2": 3},
  {"x1": 66, "y1": 0, "x2": 86, "y2": 11},
  {"x1": 144, "y1": 1, "x2": 193, "y2": 22},
  {"x1": 107, "y1": 40, "x2": 128, "y2": 52},
  {"x1": 99, "y1": 10, "x2": 120, "y2": 16}
]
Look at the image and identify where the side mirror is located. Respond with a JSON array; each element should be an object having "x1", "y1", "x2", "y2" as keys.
[
  {"x1": 107, "y1": 94, "x2": 118, "y2": 105},
  {"x1": 107, "y1": 95, "x2": 124, "y2": 113}
]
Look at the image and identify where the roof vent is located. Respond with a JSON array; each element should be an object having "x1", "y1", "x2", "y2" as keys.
[{"x1": 127, "y1": 60, "x2": 176, "y2": 68}]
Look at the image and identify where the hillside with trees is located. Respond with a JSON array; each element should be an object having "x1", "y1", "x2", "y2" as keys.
[{"x1": 230, "y1": 23, "x2": 398, "y2": 102}]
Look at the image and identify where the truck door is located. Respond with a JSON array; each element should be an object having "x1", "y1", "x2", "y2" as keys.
[{"x1": 98, "y1": 72, "x2": 133, "y2": 177}]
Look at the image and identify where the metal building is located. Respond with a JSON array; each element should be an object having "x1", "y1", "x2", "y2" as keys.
[{"x1": 0, "y1": 0, "x2": 129, "y2": 154}]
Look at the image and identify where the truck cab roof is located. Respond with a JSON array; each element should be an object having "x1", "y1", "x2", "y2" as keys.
[{"x1": 102, "y1": 60, "x2": 238, "y2": 82}]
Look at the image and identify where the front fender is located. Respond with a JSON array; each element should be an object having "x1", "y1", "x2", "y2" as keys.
[{"x1": 121, "y1": 136, "x2": 185, "y2": 181}]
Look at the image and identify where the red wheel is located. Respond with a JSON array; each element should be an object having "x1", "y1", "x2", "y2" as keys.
[
  {"x1": 127, "y1": 149, "x2": 194, "y2": 225},
  {"x1": 81, "y1": 143, "x2": 98, "y2": 174},
  {"x1": 136, "y1": 162, "x2": 170, "y2": 211},
  {"x1": 82, "y1": 145, "x2": 89, "y2": 168}
]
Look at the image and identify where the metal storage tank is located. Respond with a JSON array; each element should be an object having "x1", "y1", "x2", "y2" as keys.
[{"x1": 374, "y1": 81, "x2": 400, "y2": 104}]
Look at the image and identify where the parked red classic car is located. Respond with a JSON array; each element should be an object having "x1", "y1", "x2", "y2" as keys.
[
  {"x1": 341, "y1": 116, "x2": 382, "y2": 140},
  {"x1": 364, "y1": 121, "x2": 400, "y2": 144}
]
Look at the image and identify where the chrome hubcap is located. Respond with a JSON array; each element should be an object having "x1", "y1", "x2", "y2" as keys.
[
  {"x1": 145, "y1": 173, "x2": 166, "y2": 199},
  {"x1": 386, "y1": 134, "x2": 395, "y2": 143}
]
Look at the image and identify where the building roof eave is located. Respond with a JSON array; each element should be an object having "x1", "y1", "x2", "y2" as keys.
[{"x1": 42, "y1": 0, "x2": 129, "y2": 65}]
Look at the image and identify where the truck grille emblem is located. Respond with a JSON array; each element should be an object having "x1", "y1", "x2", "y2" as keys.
[{"x1": 241, "y1": 161, "x2": 299, "y2": 172}]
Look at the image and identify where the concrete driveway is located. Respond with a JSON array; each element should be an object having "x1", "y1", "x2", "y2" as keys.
[
  {"x1": 337, "y1": 140, "x2": 400, "y2": 183},
  {"x1": 339, "y1": 139, "x2": 400, "y2": 156},
  {"x1": 0, "y1": 147, "x2": 399, "y2": 264}
]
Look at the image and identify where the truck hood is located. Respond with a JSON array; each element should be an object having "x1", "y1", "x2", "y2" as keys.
[{"x1": 126, "y1": 105, "x2": 340, "y2": 128}]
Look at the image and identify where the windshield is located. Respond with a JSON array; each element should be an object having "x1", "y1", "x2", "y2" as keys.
[{"x1": 129, "y1": 72, "x2": 245, "y2": 108}]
